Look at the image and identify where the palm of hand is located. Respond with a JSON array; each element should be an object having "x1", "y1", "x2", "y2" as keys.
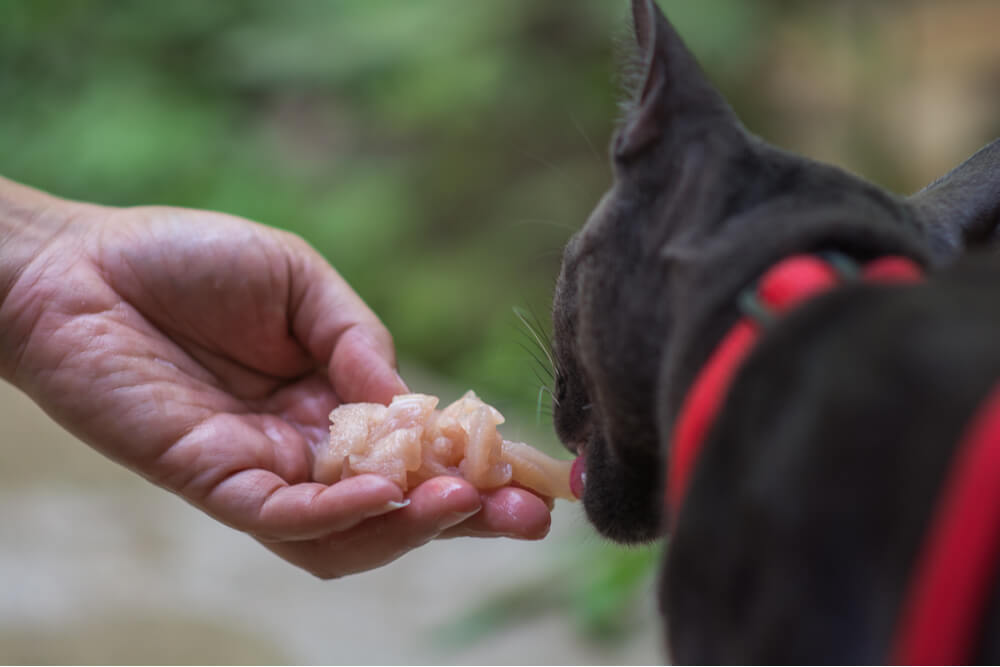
[{"x1": 1, "y1": 203, "x2": 550, "y2": 577}]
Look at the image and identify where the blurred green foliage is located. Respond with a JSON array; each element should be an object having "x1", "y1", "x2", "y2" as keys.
[
  {"x1": 0, "y1": 1, "x2": 623, "y2": 418},
  {"x1": 434, "y1": 540, "x2": 664, "y2": 649},
  {"x1": 0, "y1": 0, "x2": 782, "y2": 421},
  {"x1": 3, "y1": 0, "x2": 993, "y2": 413}
]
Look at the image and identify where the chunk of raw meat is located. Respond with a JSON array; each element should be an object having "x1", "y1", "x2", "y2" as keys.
[{"x1": 314, "y1": 391, "x2": 575, "y2": 501}]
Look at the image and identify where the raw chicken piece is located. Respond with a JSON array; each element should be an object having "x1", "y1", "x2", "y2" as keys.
[{"x1": 314, "y1": 391, "x2": 576, "y2": 501}]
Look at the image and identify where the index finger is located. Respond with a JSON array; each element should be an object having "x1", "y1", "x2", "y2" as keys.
[{"x1": 329, "y1": 323, "x2": 409, "y2": 405}]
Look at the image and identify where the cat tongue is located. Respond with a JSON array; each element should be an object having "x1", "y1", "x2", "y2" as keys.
[{"x1": 570, "y1": 454, "x2": 586, "y2": 499}]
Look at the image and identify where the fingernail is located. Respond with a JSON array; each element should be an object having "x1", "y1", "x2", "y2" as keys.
[
  {"x1": 367, "y1": 498, "x2": 410, "y2": 518},
  {"x1": 383, "y1": 499, "x2": 410, "y2": 511},
  {"x1": 394, "y1": 370, "x2": 409, "y2": 392},
  {"x1": 438, "y1": 505, "x2": 482, "y2": 531}
]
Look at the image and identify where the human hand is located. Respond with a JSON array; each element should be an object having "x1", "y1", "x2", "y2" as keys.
[{"x1": 0, "y1": 178, "x2": 552, "y2": 578}]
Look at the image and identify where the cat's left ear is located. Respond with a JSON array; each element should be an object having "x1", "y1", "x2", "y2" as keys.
[
  {"x1": 909, "y1": 138, "x2": 1000, "y2": 262},
  {"x1": 616, "y1": 0, "x2": 737, "y2": 161}
]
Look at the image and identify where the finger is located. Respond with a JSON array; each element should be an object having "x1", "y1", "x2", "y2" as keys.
[
  {"x1": 202, "y1": 470, "x2": 405, "y2": 541},
  {"x1": 438, "y1": 486, "x2": 552, "y2": 540},
  {"x1": 259, "y1": 476, "x2": 482, "y2": 579},
  {"x1": 329, "y1": 324, "x2": 408, "y2": 405},
  {"x1": 280, "y1": 233, "x2": 406, "y2": 405}
]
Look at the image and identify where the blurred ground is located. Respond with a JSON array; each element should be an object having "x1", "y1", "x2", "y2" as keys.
[{"x1": 0, "y1": 367, "x2": 662, "y2": 665}]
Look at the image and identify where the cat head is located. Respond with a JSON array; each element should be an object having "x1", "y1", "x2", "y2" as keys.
[{"x1": 552, "y1": 0, "x2": 1000, "y2": 543}]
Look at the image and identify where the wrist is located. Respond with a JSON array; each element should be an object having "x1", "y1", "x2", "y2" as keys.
[
  {"x1": 0, "y1": 177, "x2": 76, "y2": 301},
  {"x1": 0, "y1": 178, "x2": 88, "y2": 385}
]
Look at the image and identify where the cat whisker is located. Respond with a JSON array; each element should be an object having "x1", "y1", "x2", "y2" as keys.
[
  {"x1": 520, "y1": 150, "x2": 588, "y2": 198},
  {"x1": 527, "y1": 247, "x2": 570, "y2": 263},
  {"x1": 527, "y1": 361, "x2": 555, "y2": 391},
  {"x1": 521, "y1": 305, "x2": 560, "y2": 372},
  {"x1": 514, "y1": 327, "x2": 554, "y2": 372},
  {"x1": 535, "y1": 385, "x2": 559, "y2": 426},
  {"x1": 518, "y1": 343, "x2": 555, "y2": 384},
  {"x1": 570, "y1": 113, "x2": 603, "y2": 165},
  {"x1": 508, "y1": 217, "x2": 579, "y2": 234},
  {"x1": 514, "y1": 306, "x2": 558, "y2": 376}
]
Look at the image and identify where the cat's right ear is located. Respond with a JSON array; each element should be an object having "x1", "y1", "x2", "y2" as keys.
[
  {"x1": 616, "y1": 0, "x2": 735, "y2": 161},
  {"x1": 908, "y1": 138, "x2": 1000, "y2": 263}
]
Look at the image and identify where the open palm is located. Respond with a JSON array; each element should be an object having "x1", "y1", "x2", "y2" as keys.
[{"x1": 0, "y1": 190, "x2": 550, "y2": 578}]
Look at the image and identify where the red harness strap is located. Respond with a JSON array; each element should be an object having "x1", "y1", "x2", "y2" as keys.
[
  {"x1": 663, "y1": 254, "x2": 1000, "y2": 661},
  {"x1": 891, "y1": 385, "x2": 1000, "y2": 664},
  {"x1": 666, "y1": 254, "x2": 922, "y2": 521}
]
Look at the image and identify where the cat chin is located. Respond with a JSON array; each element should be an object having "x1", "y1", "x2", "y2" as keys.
[{"x1": 579, "y1": 436, "x2": 665, "y2": 543}]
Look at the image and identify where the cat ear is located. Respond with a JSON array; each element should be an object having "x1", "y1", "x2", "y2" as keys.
[
  {"x1": 909, "y1": 138, "x2": 1000, "y2": 261},
  {"x1": 616, "y1": 0, "x2": 735, "y2": 160}
]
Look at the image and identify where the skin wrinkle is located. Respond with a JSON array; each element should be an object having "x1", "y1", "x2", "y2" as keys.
[
  {"x1": 1, "y1": 247, "x2": 90, "y2": 383},
  {"x1": 0, "y1": 272, "x2": 46, "y2": 383},
  {"x1": 178, "y1": 339, "x2": 299, "y2": 402},
  {"x1": 21, "y1": 306, "x2": 117, "y2": 398},
  {"x1": 113, "y1": 308, "x2": 222, "y2": 391},
  {"x1": 296, "y1": 268, "x2": 345, "y2": 368},
  {"x1": 246, "y1": 475, "x2": 399, "y2": 542},
  {"x1": 104, "y1": 210, "x2": 310, "y2": 391},
  {"x1": 106, "y1": 237, "x2": 325, "y2": 434},
  {"x1": 72, "y1": 309, "x2": 227, "y2": 398},
  {"x1": 63, "y1": 256, "x2": 325, "y2": 497},
  {"x1": 248, "y1": 476, "x2": 298, "y2": 537},
  {"x1": 148, "y1": 412, "x2": 223, "y2": 491},
  {"x1": 224, "y1": 468, "x2": 296, "y2": 535},
  {"x1": 0, "y1": 197, "x2": 77, "y2": 307},
  {"x1": 228, "y1": 231, "x2": 280, "y2": 351},
  {"x1": 116, "y1": 246, "x2": 308, "y2": 400},
  {"x1": 282, "y1": 236, "x2": 305, "y2": 355},
  {"x1": 297, "y1": 502, "x2": 409, "y2": 566},
  {"x1": 173, "y1": 429, "x2": 261, "y2": 500},
  {"x1": 293, "y1": 250, "x2": 336, "y2": 365}
]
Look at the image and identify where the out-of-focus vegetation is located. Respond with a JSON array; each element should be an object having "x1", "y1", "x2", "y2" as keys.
[
  {"x1": 4, "y1": 1, "x2": 998, "y2": 415},
  {"x1": 434, "y1": 540, "x2": 663, "y2": 650},
  {"x1": 3, "y1": 0, "x2": 1000, "y2": 657},
  {"x1": 0, "y1": 1, "x2": 625, "y2": 418}
]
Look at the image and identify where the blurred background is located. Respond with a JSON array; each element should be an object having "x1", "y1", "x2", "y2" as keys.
[{"x1": 1, "y1": 0, "x2": 998, "y2": 663}]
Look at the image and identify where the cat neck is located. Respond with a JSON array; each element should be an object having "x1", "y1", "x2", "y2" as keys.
[
  {"x1": 655, "y1": 209, "x2": 932, "y2": 441},
  {"x1": 665, "y1": 253, "x2": 924, "y2": 522}
]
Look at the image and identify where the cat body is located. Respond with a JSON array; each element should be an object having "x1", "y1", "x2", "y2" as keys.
[
  {"x1": 667, "y1": 259, "x2": 1000, "y2": 662},
  {"x1": 551, "y1": 1, "x2": 1000, "y2": 661}
]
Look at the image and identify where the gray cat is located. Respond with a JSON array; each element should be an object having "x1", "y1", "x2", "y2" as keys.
[{"x1": 552, "y1": 0, "x2": 1000, "y2": 661}]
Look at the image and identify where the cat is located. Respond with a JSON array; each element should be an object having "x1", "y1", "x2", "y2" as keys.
[{"x1": 551, "y1": 0, "x2": 1000, "y2": 662}]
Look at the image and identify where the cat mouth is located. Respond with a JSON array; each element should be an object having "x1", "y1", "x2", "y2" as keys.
[{"x1": 570, "y1": 452, "x2": 587, "y2": 498}]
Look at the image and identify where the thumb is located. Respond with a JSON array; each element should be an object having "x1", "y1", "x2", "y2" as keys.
[
  {"x1": 281, "y1": 230, "x2": 408, "y2": 405},
  {"x1": 330, "y1": 324, "x2": 408, "y2": 405}
]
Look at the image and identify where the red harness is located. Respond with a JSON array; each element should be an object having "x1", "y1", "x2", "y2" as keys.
[{"x1": 665, "y1": 253, "x2": 1000, "y2": 663}]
